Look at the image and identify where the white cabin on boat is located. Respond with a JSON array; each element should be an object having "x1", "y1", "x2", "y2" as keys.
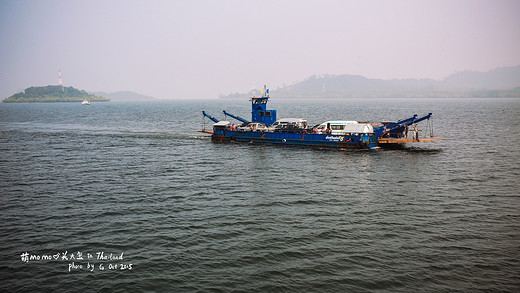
[{"x1": 316, "y1": 120, "x2": 373, "y2": 135}]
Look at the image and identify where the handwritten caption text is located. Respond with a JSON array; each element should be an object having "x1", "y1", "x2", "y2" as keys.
[{"x1": 20, "y1": 251, "x2": 133, "y2": 273}]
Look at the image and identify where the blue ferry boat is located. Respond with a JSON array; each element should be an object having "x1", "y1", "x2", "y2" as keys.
[{"x1": 201, "y1": 85, "x2": 442, "y2": 149}]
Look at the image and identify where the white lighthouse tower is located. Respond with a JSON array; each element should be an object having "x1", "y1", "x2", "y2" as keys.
[{"x1": 58, "y1": 70, "x2": 64, "y2": 91}]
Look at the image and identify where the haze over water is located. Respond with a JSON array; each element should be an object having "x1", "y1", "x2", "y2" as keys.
[
  {"x1": 1, "y1": 0, "x2": 520, "y2": 99},
  {"x1": 1, "y1": 98, "x2": 519, "y2": 292}
]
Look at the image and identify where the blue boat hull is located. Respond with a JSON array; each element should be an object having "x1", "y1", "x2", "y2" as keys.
[{"x1": 212, "y1": 130, "x2": 377, "y2": 149}]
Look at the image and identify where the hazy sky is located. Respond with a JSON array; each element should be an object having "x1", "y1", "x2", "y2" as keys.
[{"x1": 1, "y1": 0, "x2": 519, "y2": 99}]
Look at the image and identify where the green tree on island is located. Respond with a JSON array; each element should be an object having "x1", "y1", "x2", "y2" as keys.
[{"x1": 3, "y1": 85, "x2": 110, "y2": 103}]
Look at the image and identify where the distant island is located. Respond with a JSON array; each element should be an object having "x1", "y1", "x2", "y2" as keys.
[
  {"x1": 220, "y1": 65, "x2": 520, "y2": 99},
  {"x1": 2, "y1": 85, "x2": 110, "y2": 103}
]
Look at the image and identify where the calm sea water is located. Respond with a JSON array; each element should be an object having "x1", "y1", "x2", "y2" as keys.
[{"x1": 1, "y1": 98, "x2": 519, "y2": 292}]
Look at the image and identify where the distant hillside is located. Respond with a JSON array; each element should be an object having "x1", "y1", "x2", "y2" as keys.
[
  {"x1": 442, "y1": 66, "x2": 520, "y2": 90},
  {"x1": 90, "y1": 91, "x2": 155, "y2": 101},
  {"x1": 221, "y1": 66, "x2": 520, "y2": 99},
  {"x1": 3, "y1": 85, "x2": 110, "y2": 103}
]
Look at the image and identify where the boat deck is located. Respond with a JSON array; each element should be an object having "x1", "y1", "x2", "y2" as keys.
[{"x1": 377, "y1": 137, "x2": 445, "y2": 144}]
